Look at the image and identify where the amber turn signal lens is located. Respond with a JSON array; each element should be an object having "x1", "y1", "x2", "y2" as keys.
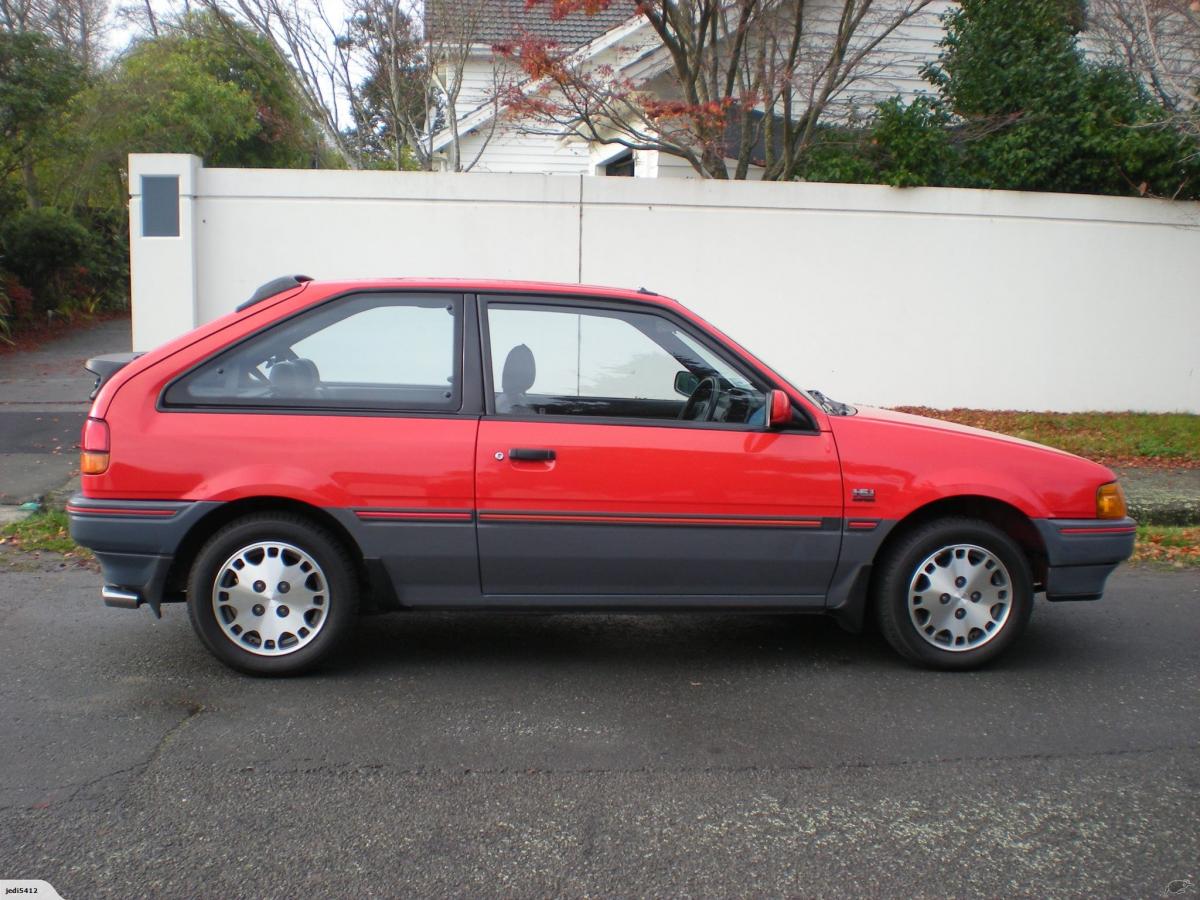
[
  {"x1": 1096, "y1": 482, "x2": 1127, "y2": 519},
  {"x1": 80, "y1": 450, "x2": 110, "y2": 475}
]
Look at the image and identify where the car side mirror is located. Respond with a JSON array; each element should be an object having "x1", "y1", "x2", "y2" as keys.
[
  {"x1": 766, "y1": 389, "x2": 791, "y2": 428},
  {"x1": 673, "y1": 370, "x2": 700, "y2": 397}
]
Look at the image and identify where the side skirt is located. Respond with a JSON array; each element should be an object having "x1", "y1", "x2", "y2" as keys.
[{"x1": 469, "y1": 593, "x2": 826, "y2": 612}]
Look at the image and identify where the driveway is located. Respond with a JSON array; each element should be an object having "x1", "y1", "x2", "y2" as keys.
[
  {"x1": 0, "y1": 561, "x2": 1196, "y2": 898},
  {"x1": 0, "y1": 317, "x2": 131, "y2": 505}
]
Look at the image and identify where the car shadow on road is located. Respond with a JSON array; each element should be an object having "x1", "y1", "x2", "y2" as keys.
[{"x1": 324, "y1": 605, "x2": 1099, "y2": 678}]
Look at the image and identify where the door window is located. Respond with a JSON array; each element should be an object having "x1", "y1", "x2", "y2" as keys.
[
  {"x1": 485, "y1": 302, "x2": 766, "y2": 424},
  {"x1": 164, "y1": 293, "x2": 462, "y2": 411}
]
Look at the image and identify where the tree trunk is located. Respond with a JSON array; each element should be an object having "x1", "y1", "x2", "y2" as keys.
[
  {"x1": 22, "y1": 155, "x2": 41, "y2": 209},
  {"x1": 700, "y1": 146, "x2": 729, "y2": 179}
]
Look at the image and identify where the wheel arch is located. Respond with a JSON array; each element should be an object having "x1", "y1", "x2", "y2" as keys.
[
  {"x1": 164, "y1": 496, "x2": 369, "y2": 603},
  {"x1": 878, "y1": 494, "x2": 1049, "y2": 591},
  {"x1": 829, "y1": 493, "x2": 1049, "y2": 633}
]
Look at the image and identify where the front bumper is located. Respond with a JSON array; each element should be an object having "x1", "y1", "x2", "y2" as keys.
[
  {"x1": 1035, "y1": 517, "x2": 1137, "y2": 601},
  {"x1": 67, "y1": 496, "x2": 217, "y2": 614}
]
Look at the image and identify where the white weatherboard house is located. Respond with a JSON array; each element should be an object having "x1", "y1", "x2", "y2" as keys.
[
  {"x1": 428, "y1": 0, "x2": 1195, "y2": 178},
  {"x1": 428, "y1": 0, "x2": 957, "y2": 178}
]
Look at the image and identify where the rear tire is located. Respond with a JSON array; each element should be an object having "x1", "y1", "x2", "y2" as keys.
[
  {"x1": 873, "y1": 517, "x2": 1033, "y2": 670},
  {"x1": 187, "y1": 513, "x2": 359, "y2": 676}
]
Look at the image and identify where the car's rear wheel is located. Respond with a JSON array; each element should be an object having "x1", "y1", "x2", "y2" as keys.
[
  {"x1": 187, "y1": 513, "x2": 358, "y2": 676},
  {"x1": 874, "y1": 517, "x2": 1033, "y2": 670}
]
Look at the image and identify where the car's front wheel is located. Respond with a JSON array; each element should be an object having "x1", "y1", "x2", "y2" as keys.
[
  {"x1": 187, "y1": 513, "x2": 358, "y2": 676},
  {"x1": 874, "y1": 517, "x2": 1034, "y2": 670}
]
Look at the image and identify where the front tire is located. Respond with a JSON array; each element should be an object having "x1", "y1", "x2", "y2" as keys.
[
  {"x1": 187, "y1": 513, "x2": 358, "y2": 676},
  {"x1": 874, "y1": 517, "x2": 1033, "y2": 670}
]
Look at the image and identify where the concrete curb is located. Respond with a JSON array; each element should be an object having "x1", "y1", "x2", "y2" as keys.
[
  {"x1": 1117, "y1": 468, "x2": 1200, "y2": 527},
  {"x1": 1126, "y1": 496, "x2": 1200, "y2": 527},
  {"x1": 0, "y1": 506, "x2": 32, "y2": 526}
]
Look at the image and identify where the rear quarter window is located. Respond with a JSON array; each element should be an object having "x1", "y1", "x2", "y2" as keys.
[{"x1": 163, "y1": 292, "x2": 463, "y2": 412}]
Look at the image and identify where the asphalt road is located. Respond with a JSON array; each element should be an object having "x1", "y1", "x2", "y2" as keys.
[{"x1": 0, "y1": 561, "x2": 1197, "y2": 899}]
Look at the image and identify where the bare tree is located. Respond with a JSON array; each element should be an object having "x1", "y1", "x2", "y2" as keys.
[
  {"x1": 1, "y1": 0, "x2": 109, "y2": 68},
  {"x1": 349, "y1": 0, "x2": 431, "y2": 168},
  {"x1": 421, "y1": 0, "x2": 515, "y2": 170},
  {"x1": 1089, "y1": 0, "x2": 1199, "y2": 132},
  {"x1": 495, "y1": 0, "x2": 935, "y2": 179},
  {"x1": 191, "y1": 0, "x2": 368, "y2": 165},
  {"x1": 190, "y1": 0, "x2": 508, "y2": 170}
]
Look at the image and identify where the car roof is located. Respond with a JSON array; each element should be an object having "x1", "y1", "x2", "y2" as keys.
[{"x1": 307, "y1": 278, "x2": 681, "y2": 308}]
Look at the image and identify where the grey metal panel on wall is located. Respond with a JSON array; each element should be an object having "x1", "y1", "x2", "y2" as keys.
[{"x1": 141, "y1": 175, "x2": 180, "y2": 237}]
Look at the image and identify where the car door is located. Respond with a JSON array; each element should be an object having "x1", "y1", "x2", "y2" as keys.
[{"x1": 475, "y1": 296, "x2": 843, "y2": 604}]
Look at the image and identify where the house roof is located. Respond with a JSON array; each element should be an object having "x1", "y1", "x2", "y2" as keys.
[{"x1": 426, "y1": 0, "x2": 633, "y2": 47}]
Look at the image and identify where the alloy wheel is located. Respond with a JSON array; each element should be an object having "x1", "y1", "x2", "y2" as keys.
[
  {"x1": 907, "y1": 543, "x2": 1013, "y2": 652},
  {"x1": 211, "y1": 540, "x2": 329, "y2": 656}
]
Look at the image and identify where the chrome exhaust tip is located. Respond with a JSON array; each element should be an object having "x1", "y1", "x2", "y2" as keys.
[{"x1": 101, "y1": 585, "x2": 142, "y2": 609}]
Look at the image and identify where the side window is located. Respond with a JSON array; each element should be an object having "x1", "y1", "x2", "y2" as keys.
[
  {"x1": 485, "y1": 302, "x2": 766, "y2": 425},
  {"x1": 164, "y1": 293, "x2": 462, "y2": 411}
]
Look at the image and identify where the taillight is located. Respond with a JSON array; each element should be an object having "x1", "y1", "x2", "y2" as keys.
[{"x1": 80, "y1": 417, "x2": 110, "y2": 475}]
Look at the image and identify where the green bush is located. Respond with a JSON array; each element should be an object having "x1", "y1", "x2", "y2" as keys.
[
  {"x1": 0, "y1": 207, "x2": 127, "y2": 321},
  {"x1": 801, "y1": 98, "x2": 956, "y2": 187},
  {"x1": 796, "y1": 0, "x2": 1200, "y2": 198}
]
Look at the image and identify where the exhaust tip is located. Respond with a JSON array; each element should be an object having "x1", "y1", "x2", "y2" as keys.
[{"x1": 101, "y1": 585, "x2": 142, "y2": 609}]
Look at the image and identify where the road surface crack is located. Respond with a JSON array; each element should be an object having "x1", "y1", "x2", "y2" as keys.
[{"x1": 8, "y1": 701, "x2": 207, "y2": 813}]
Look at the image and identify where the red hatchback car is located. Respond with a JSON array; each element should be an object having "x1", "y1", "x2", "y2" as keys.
[{"x1": 69, "y1": 276, "x2": 1134, "y2": 675}]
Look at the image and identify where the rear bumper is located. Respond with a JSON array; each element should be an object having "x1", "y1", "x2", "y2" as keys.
[
  {"x1": 67, "y1": 497, "x2": 217, "y2": 613},
  {"x1": 1035, "y1": 517, "x2": 1137, "y2": 601}
]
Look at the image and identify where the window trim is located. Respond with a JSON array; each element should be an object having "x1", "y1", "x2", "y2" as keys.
[
  {"x1": 478, "y1": 293, "x2": 818, "y2": 433},
  {"x1": 159, "y1": 289, "x2": 479, "y2": 416}
]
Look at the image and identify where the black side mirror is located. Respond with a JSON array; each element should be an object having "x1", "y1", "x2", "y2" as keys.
[{"x1": 673, "y1": 370, "x2": 701, "y2": 396}]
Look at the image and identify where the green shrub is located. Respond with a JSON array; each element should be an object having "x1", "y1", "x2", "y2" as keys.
[
  {"x1": 795, "y1": 0, "x2": 1200, "y2": 198},
  {"x1": 0, "y1": 207, "x2": 128, "y2": 321},
  {"x1": 0, "y1": 208, "x2": 89, "y2": 317}
]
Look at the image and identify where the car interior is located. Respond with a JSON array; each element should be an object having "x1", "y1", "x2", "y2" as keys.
[
  {"x1": 164, "y1": 294, "x2": 768, "y2": 424},
  {"x1": 491, "y1": 342, "x2": 767, "y2": 424}
]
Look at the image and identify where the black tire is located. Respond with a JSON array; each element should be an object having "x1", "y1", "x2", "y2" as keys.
[
  {"x1": 187, "y1": 513, "x2": 359, "y2": 676},
  {"x1": 873, "y1": 517, "x2": 1034, "y2": 670}
]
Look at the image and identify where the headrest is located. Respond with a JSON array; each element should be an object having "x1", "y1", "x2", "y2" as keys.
[
  {"x1": 270, "y1": 358, "x2": 319, "y2": 395},
  {"x1": 501, "y1": 344, "x2": 536, "y2": 395}
]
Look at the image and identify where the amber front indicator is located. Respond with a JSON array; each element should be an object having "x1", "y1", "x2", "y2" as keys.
[
  {"x1": 80, "y1": 417, "x2": 110, "y2": 475},
  {"x1": 1096, "y1": 482, "x2": 1127, "y2": 519}
]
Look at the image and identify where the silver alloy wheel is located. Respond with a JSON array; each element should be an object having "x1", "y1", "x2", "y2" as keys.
[
  {"x1": 211, "y1": 540, "x2": 329, "y2": 657},
  {"x1": 907, "y1": 543, "x2": 1012, "y2": 652}
]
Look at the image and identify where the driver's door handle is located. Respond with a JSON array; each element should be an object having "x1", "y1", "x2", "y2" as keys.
[{"x1": 509, "y1": 448, "x2": 556, "y2": 461}]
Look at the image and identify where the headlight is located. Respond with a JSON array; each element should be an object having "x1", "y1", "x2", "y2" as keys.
[{"x1": 1096, "y1": 482, "x2": 1127, "y2": 519}]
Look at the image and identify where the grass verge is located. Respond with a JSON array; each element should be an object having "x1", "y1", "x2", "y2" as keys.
[
  {"x1": 1132, "y1": 525, "x2": 1200, "y2": 568},
  {"x1": 0, "y1": 509, "x2": 89, "y2": 556},
  {"x1": 893, "y1": 409, "x2": 1200, "y2": 468}
]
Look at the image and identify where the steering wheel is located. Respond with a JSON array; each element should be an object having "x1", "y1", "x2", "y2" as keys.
[{"x1": 679, "y1": 375, "x2": 720, "y2": 422}]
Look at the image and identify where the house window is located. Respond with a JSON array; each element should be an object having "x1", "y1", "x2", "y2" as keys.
[{"x1": 603, "y1": 151, "x2": 635, "y2": 177}]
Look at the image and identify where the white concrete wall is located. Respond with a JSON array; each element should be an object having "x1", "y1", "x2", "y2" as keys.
[{"x1": 129, "y1": 154, "x2": 1200, "y2": 412}]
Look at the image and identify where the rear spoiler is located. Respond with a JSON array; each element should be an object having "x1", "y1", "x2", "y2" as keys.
[
  {"x1": 236, "y1": 274, "x2": 313, "y2": 312},
  {"x1": 86, "y1": 352, "x2": 143, "y2": 400}
]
